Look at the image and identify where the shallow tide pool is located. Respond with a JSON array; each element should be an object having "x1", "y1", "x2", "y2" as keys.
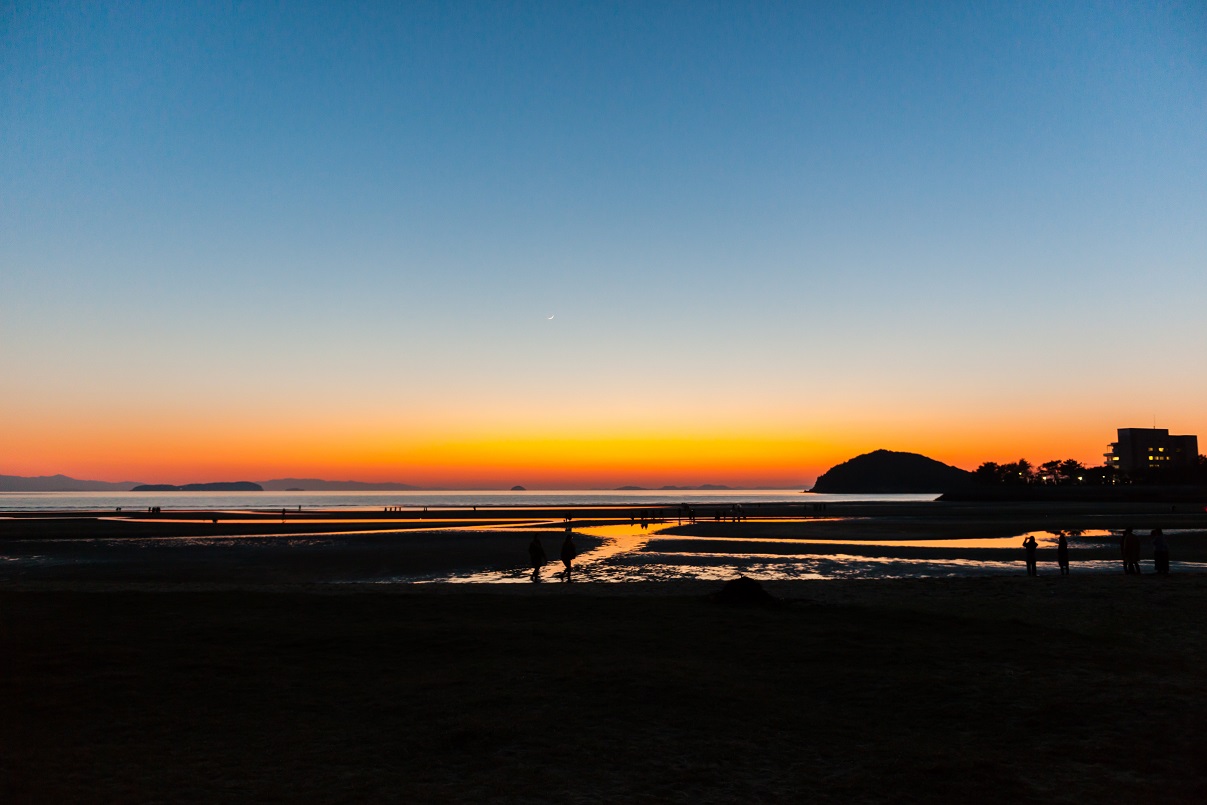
[{"x1": 415, "y1": 525, "x2": 1206, "y2": 583}]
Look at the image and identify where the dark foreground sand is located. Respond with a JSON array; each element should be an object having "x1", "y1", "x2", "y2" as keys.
[{"x1": 5, "y1": 576, "x2": 1207, "y2": 803}]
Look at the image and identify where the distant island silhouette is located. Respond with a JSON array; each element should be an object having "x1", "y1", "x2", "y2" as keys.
[
  {"x1": 511, "y1": 485, "x2": 526, "y2": 491},
  {"x1": 131, "y1": 482, "x2": 264, "y2": 492},
  {"x1": 810, "y1": 450, "x2": 972, "y2": 493},
  {"x1": 257, "y1": 478, "x2": 420, "y2": 492},
  {"x1": 615, "y1": 484, "x2": 732, "y2": 491}
]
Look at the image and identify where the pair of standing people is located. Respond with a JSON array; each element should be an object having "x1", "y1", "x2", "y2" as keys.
[
  {"x1": 1121, "y1": 528, "x2": 1171, "y2": 574},
  {"x1": 529, "y1": 532, "x2": 577, "y2": 582},
  {"x1": 1021, "y1": 533, "x2": 1071, "y2": 576}
]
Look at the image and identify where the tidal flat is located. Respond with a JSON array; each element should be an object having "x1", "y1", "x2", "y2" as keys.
[{"x1": 4, "y1": 500, "x2": 1206, "y2": 583}]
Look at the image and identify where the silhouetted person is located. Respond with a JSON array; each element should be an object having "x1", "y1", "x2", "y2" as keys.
[
  {"x1": 1057, "y1": 533, "x2": 1070, "y2": 576},
  {"x1": 1153, "y1": 528, "x2": 1170, "y2": 575},
  {"x1": 1022, "y1": 535, "x2": 1038, "y2": 576},
  {"x1": 1122, "y1": 528, "x2": 1141, "y2": 574},
  {"x1": 528, "y1": 535, "x2": 546, "y2": 582},
  {"x1": 561, "y1": 531, "x2": 577, "y2": 582}
]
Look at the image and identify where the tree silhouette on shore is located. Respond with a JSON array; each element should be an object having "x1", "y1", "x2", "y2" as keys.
[{"x1": 974, "y1": 454, "x2": 1207, "y2": 486}]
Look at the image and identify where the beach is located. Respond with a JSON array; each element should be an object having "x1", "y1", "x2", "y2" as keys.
[
  {"x1": 5, "y1": 576, "x2": 1207, "y2": 803},
  {"x1": 5, "y1": 500, "x2": 1207, "y2": 802}
]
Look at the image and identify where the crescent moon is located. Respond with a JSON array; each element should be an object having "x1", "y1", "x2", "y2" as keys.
[{"x1": 547, "y1": 315, "x2": 555, "y2": 320}]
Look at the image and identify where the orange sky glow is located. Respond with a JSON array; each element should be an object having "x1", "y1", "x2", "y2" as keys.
[{"x1": 5, "y1": 406, "x2": 1191, "y2": 488}]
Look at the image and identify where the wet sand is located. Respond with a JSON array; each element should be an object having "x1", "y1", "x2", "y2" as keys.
[
  {"x1": 6, "y1": 499, "x2": 1204, "y2": 540},
  {"x1": 665, "y1": 502, "x2": 1207, "y2": 542},
  {"x1": 5, "y1": 576, "x2": 1207, "y2": 803},
  {"x1": 0, "y1": 529, "x2": 602, "y2": 585},
  {"x1": 5, "y1": 500, "x2": 1205, "y2": 584}
]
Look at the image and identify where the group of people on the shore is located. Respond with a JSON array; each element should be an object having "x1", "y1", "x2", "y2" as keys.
[
  {"x1": 631, "y1": 513, "x2": 658, "y2": 530},
  {"x1": 1023, "y1": 528, "x2": 1171, "y2": 576},
  {"x1": 716, "y1": 504, "x2": 746, "y2": 523},
  {"x1": 529, "y1": 531, "x2": 577, "y2": 582}
]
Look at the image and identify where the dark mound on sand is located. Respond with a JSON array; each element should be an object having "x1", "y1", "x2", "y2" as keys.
[
  {"x1": 811, "y1": 450, "x2": 972, "y2": 494},
  {"x1": 711, "y1": 576, "x2": 781, "y2": 608}
]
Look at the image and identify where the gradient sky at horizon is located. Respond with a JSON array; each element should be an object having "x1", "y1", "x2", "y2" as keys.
[{"x1": 3, "y1": 1, "x2": 1206, "y2": 487}]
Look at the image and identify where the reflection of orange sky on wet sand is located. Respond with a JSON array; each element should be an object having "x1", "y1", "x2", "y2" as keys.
[{"x1": 1, "y1": 408, "x2": 1169, "y2": 487}]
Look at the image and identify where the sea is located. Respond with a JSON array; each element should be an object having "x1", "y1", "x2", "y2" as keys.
[{"x1": 0, "y1": 489, "x2": 939, "y2": 512}]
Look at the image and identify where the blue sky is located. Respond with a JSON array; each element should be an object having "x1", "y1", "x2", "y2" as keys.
[{"x1": 3, "y1": 1, "x2": 1206, "y2": 483}]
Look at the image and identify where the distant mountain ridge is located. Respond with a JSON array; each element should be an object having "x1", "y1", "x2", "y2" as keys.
[
  {"x1": 1, "y1": 474, "x2": 419, "y2": 492},
  {"x1": 810, "y1": 450, "x2": 973, "y2": 493},
  {"x1": 0, "y1": 474, "x2": 145, "y2": 492}
]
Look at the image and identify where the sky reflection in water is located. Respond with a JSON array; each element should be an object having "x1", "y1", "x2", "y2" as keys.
[{"x1": 418, "y1": 525, "x2": 1204, "y2": 584}]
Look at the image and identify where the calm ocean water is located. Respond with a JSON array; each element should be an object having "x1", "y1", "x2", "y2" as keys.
[{"x1": 0, "y1": 489, "x2": 939, "y2": 512}]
